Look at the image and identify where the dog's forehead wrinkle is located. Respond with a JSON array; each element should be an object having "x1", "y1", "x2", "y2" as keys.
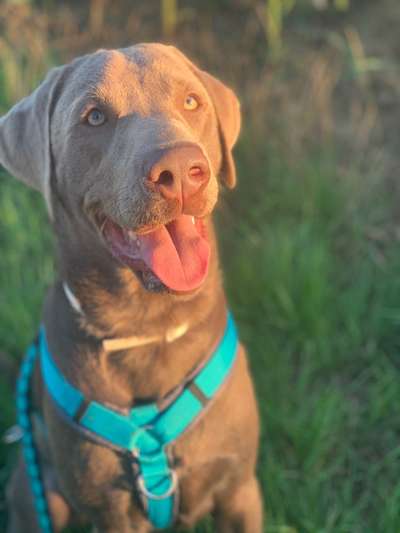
[
  {"x1": 121, "y1": 45, "x2": 153, "y2": 68},
  {"x1": 69, "y1": 52, "x2": 109, "y2": 92},
  {"x1": 88, "y1": 50, "x2": 140, "y2": 113},
  {"x1": 67, "y1": 46, "x2": 200, "y2": 119},
  {"x1": 99, "y1": 67, "x2": 163, "y2": 117},
  {"x1": 103, "y1": 49, "x2": 133, "y2": 76}
]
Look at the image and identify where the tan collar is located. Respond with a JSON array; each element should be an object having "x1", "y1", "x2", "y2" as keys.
[{"x1": 62, "y1": 282, "x2": 188, "y2": 352}]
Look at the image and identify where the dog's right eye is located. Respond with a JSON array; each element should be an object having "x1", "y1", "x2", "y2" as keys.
[{"x1": 86, "y1": 108, "x2": 106, "y2": 126}]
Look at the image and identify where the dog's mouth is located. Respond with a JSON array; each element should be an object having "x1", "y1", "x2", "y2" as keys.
[{"x1": 97, "y1": 214, "x2": 210, "y2": 293}]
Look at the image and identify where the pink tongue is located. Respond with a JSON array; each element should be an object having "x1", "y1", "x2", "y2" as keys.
[{"x1": 137, "y1": 215, "x2": 210, "y2": 292}]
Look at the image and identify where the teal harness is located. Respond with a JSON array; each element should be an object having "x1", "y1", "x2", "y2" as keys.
[{"x1": 17, "y1": 313, "x2": 238, "y2": 531}]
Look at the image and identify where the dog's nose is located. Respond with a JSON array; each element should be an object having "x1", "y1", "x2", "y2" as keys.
[{"x1": 147, "y1": 145, "x2": 210, "y2": 206}]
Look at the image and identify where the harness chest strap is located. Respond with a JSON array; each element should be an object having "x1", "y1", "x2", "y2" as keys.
[{"x1": 32, "y1": 312, "x2": 238, "y2": 530}]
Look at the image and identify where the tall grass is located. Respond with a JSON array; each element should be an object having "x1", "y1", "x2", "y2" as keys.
[
  {"x1": 161, "y1": 0, "x2": 178, "y2": 37},
  {"x1": 158, "y1": 0, "x2": 353, "y2": 55},
  {"x1": 256, "y1": 0, "x2": 352, "y2": 58},
  {"x1": 0, "y1": 6, "x2": 54, "y2": 105}
]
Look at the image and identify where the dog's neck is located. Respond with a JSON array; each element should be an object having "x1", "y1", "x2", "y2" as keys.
[
  {"x1": 63, "y1": 281, "x2": 190, "y2": 351},
  {"x1": 46, "y1": 214, "x2": 228, "y2": 404},
  {"x1": 54, "y1": 216, "x2": 224, "y2": 340}
]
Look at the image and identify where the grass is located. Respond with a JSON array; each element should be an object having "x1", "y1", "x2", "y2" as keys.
[
  {"x1": 220, "y1": 139, "x2": 400, "y2": 533},
  {"x1": 2, "y1": 133, "x2": 400, "y2": 533},
  {"x1": 1, "y1": 2, "x2": 400, "y2": 532}
]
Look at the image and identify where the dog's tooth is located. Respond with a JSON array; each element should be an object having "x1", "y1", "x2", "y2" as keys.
[
  {"x1": 191, "y1": 217, "x2": 195, "y2": 224},
  {"x1": 99, "y1": 218, "x2": 107, "y2": 233},
  {"x1": 128, "y1": 230, "x2": 140, "y2": 246}
]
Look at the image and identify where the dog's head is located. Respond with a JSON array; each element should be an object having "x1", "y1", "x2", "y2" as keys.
[{"x1": 0, "y1": 44, "x2": 240, "y2": 293}]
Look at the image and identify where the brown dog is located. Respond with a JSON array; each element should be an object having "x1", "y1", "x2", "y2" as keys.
[{"x1": 0, "y1": 44, "x2": 262, "y2": 532}]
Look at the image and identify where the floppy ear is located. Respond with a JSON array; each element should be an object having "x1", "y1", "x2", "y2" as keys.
[
  {"x1": 194, "y1": 69, "x2": 241, "y2": 189},
  {"x1": 0, "y1": 66, "x2": 64, "y2": 217},
  {"x1": 167, "y1": 46, "x2": 241, "y2": 188}
]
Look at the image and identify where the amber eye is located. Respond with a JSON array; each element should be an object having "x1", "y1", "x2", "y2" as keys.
[
  {"x1": 87, "y1": 108, "x2": 105, "y2": 126},
  {"x1": 184, "y1": 94, "x2": 200, "y2": 111}
]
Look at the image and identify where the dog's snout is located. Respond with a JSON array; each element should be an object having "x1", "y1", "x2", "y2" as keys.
[{"x1": 147, "y1": 145, "x2": 210, "y2": 206}]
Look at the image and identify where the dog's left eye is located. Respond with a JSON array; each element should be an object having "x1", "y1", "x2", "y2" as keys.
[
  {"x1": 184, "y1": 94, "x2": 200, "y2": 111},
  {"x1": 87, "y1": 108, "x2": 106, "y2": 126}
]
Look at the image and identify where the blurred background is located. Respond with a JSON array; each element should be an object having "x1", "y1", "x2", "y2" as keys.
[{"x1": 1, "y1": 1, "x2": 400, "y2": 531}]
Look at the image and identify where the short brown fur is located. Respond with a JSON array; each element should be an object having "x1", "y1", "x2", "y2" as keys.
[{"x1": 1, "y1": 43, "x2": 263, "y2": 532}]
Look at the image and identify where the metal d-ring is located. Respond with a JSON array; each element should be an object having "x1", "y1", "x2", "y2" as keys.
[
  {"x1": 130, "y1": 426, "x2": 153, "y2": 456},
  {"x1": 136, "y1": 469, "x2": 178, "y2": 501}
]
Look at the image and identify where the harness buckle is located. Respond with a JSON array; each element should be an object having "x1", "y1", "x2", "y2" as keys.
[
  {"x1": 136, "y1": 469, "x2": 178, "y2": 501},
  {"x1": 130, "y1": 425, "x2": 161, "y2": 459}
]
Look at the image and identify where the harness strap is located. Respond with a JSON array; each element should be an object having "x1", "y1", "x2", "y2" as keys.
[{"x1": 37, "y1": 313, "x2": 238, "y2": 530}]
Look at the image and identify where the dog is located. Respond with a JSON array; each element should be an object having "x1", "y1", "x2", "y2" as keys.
[{"x1": 0, "y1": 43, "x2": 262, "y2": 532}]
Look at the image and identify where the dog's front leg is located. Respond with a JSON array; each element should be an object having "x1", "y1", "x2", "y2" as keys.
[
  {"x1": 89, "y1": 504, "x2": 152, "y2": 533},
  {"x1": 91, "y1": 523, "x2": 151, "y2": 533},
  {"x1": 6, "y1": 453, "x2": 71, "y2": 533},
  {"x1": 91, "y1": 522, "x2": 151, "y2": 533},
  {"x1": 214, "y1": 476, "x2": 263, "y2": 533},
  {"x1": 92, "y1": 525, "x2": 151, "y2": 533}
]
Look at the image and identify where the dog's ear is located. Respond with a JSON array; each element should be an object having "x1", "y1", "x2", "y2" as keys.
[
  {"x1": 194, "y1": 69, "x2": 241, "y2": 189},
  {"x1": 168, "y1": 46, "x2": 241, "y2": 189},
  {"x1": 0, "y1": 66, "x2": 64, "y2": 217}
]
